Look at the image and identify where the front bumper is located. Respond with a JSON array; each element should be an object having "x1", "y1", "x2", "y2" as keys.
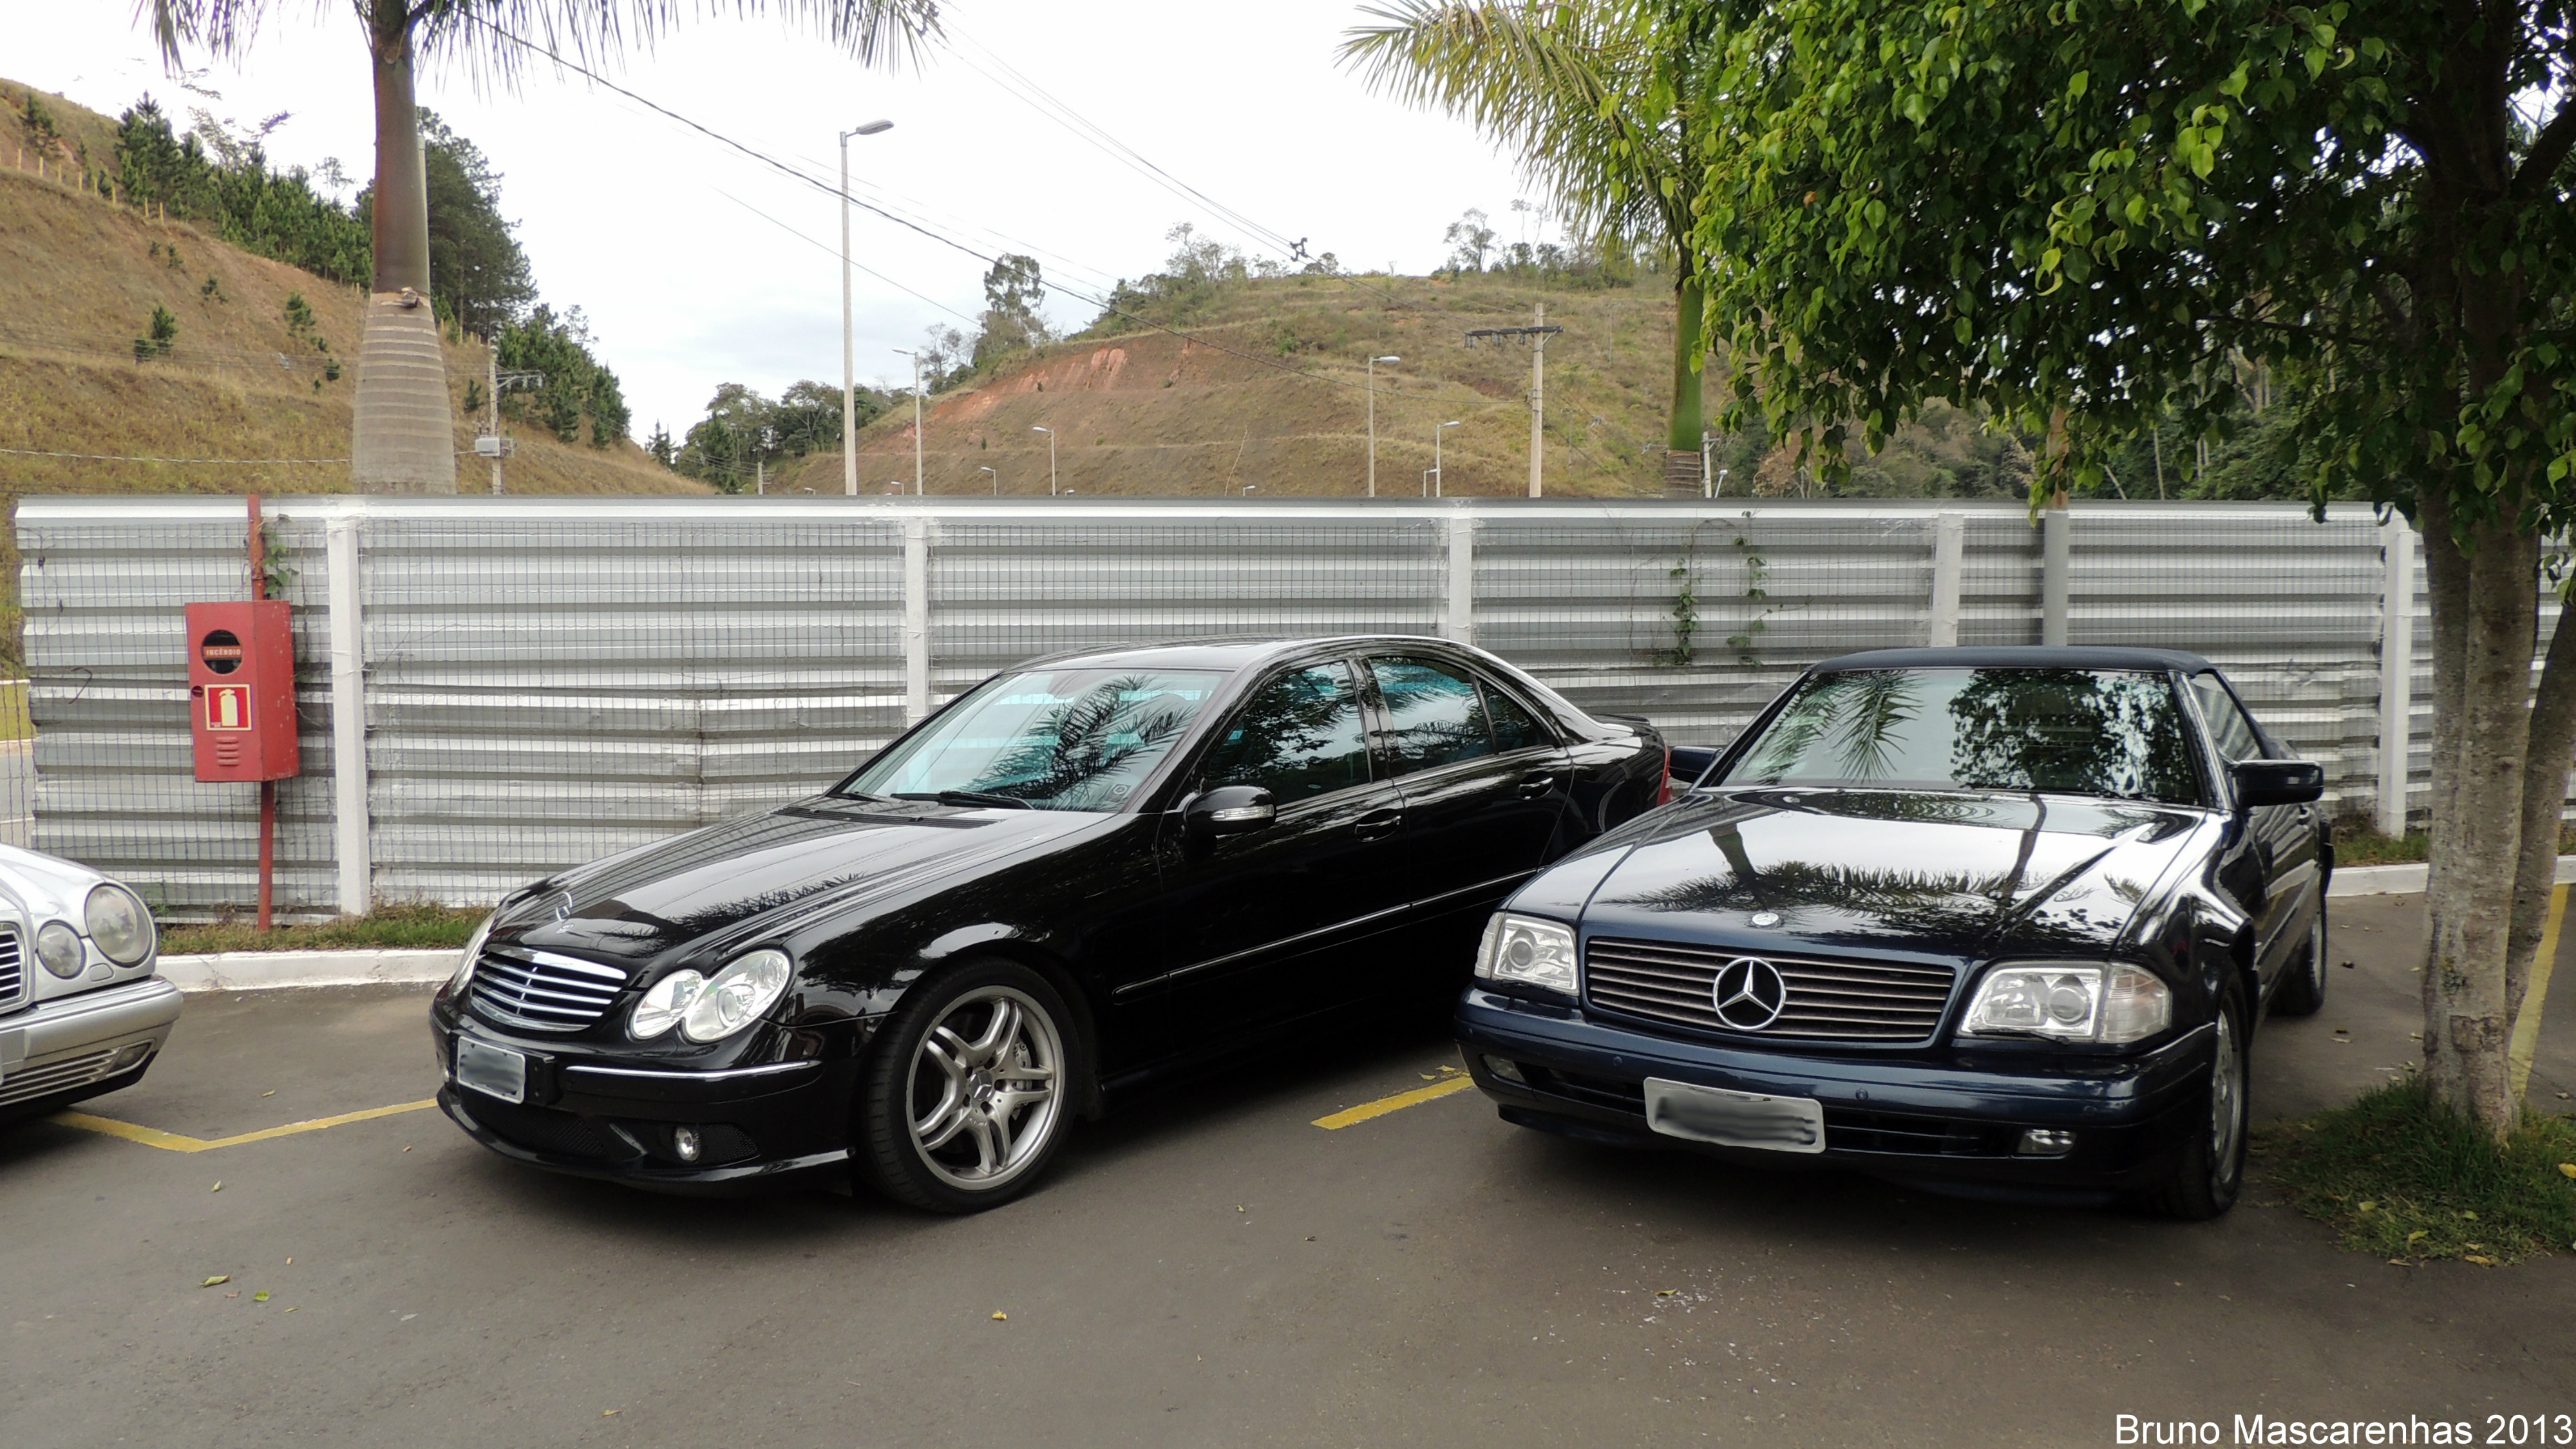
[
  {"x1": 1455, "y1": 986, "x2": 2214, "y2": 1202},
  {"x1": 0, "y1": 976, "x2": 185, "y2": 1114},
  {"x1": 430, "y1": 1007, "x2": 866, "y2": 1196}
]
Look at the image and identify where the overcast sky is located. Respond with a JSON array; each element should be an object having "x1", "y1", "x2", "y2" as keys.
[{"x1": 6, "y1": 1, "x2": 1535, "y2": 440}]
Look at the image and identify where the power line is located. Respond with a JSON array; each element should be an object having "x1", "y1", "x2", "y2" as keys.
[
  {"x1": 709, "y1": 186, "x2": 983, "y2": 330},
  {"x1": 462, "y1": 15, "x2": 1391, "y2": 398},
  {"x1": 0, "y1": 446, "x2": 348, "y2": 464}
]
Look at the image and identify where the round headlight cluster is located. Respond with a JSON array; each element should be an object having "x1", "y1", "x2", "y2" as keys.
[
  {"x1": 35, "y1": 920, "x2": 85, "y2": 979},
  {"x1": 629, "y1": 949, "x2": 791, "y2": 1043},
  {"x1": 84, "y1": 884, "x2": 155, "y2": 966}
]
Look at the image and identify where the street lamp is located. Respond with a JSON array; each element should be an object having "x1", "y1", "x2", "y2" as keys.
[
  {"x1": 1365, "y1": 354, "x2": 1399, "y2": 498},
  {"x1": 980, "y1": 465, "x2": 998, "y2": 495},
  {"x1": 1430, "y1": 419, "x2": 1461, "y2": 497},
  {"x1": 838, "y1": 118, "x2": 893, "y2": 497},
  {"x1": 1031, "y1": 425, "x2": 1057, "y2": 495},
  {"x1": 890, "y1": 346, "x2": 924, "y2": 495}
]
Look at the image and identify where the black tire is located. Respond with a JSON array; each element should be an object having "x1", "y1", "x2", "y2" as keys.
[
  {"x1": 2271, "y1": 902, "x2": 2329, "y2": 1018},
  {"x1": 856, "y1": 959, "x2": 1079, "y2": 1215},
  {"x1": 2141, "y1": 972, "x2": 2251, "y2": 1221}
]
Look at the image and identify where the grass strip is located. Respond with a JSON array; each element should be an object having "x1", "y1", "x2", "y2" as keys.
[
  {"x1": 2260, "y1": 1077, "x2": 2576, "y2": 1265},
  {"x1": 160, "y1": 903, "x2": 487, "y2": 956}
]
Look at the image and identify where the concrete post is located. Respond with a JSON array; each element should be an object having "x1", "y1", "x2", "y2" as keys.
[
  {"x1": 2040, "y1": 504, "x2": 2070, "y2": 647},
  {"x1": 1444, "y1": 511, "x2": 1479, "y2": 647},
  {"x1": 2376, "y1": 516, "x2": 2416, "y2": 837},
  {"x1": 903, "y1": 515, "x2": 932, "y2": 724},
  {"x1": 1927, "y1": 512, "x2": 1965, "y2": 647},
  {"x1": 326, "y1": 516, "x2": 370, "y2": 915}
]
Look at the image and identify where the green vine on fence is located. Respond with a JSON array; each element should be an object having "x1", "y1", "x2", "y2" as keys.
[{"x1": 1725, "y1": 518, "x2": 1768, "y2": 667}]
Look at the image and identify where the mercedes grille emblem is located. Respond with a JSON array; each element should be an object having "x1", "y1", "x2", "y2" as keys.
[{"x1": 1710, "y1": 956, "x2": 1788, "y2": 1031}]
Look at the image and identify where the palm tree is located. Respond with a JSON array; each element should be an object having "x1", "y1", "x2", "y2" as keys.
[
  {"x1": 144, "y1": 1, "x2": 937, "y2": 494},
  {"x1": 1340, "y1": 0, "x2": 1721, "y2": 493}
]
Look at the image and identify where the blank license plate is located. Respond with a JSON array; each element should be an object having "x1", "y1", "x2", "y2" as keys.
[
  {"x1": 455, "y1": 1037, "x2": 528, "y2": 1104},
  {"x1": 1643, "y1": 1078, "x2": 1825, "y2": 1153}
]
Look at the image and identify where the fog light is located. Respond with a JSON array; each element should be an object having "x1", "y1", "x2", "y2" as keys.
[
  {"x1": 1483, "y1": 1055, "x2": 1526, "y2": 1085},
  {"x1": 107, "y1": 1042, "x2": 153, "y2": 1073},
  {"x1": 671, "y1": 1125, "x2": 703, "y2": 1163},
  {"x1": 2018, "y1": 1128, "x2": 2077, "y2": 1157}
]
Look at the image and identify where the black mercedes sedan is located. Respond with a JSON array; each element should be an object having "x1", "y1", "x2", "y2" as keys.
[
  {"x1": 431, "y1": 636, "x2": 1667, "y2": 1210},
  {"x1": 1455, "y1": 647, "x2": 2329, "y2": 1219}
]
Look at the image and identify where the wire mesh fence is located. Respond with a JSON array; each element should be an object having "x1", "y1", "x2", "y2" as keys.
[{"x1": 10, "y1": 495, "x2": 2447, "y2": 914}]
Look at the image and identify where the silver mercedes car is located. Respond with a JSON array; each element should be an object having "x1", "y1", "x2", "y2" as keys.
[{"x1": 0, "y1": 844, "x2": 182, "y2": 1124}]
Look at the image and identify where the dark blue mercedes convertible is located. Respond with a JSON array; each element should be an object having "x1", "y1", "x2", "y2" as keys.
[{"x1": 1454, "y1": 646, "x2": 2330, "y2": 1218}]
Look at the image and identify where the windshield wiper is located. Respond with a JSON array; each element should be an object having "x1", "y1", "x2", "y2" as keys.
[{"x1": 893, "y1": 790, "x2": 1037, "y2": 810}]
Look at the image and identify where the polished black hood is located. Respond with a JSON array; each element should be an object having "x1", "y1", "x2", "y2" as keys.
[
  {"x1": 1568, "y1": 788, "x2": 2210, "y2": 960},
  {"x1": 500, "y1": 799, "x2": 1105, "y2": 964}
]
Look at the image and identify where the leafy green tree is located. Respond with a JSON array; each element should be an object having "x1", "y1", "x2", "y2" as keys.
[
  {"x1": 1441, "y1": 207, "x2": 1495, "y2": 274},
  {"x1": 142, "y1": 0, "x2": 939, "y2": 493},
  {"x1": 1342, "y1": 0, "x2": 1723, "y2": 471},
  {"x1": 495, "y1": 305, "x2": 629, "y2": 447},
  {"x1": 973, "y1": 254, "x2": 1048, "y2": 370},
  {"x1": 1690, "y1": 0, "x2": 2576, "y2": 1133},
  {"x1": 113, "y1": 97, "x2": 371, "y2": 284}
]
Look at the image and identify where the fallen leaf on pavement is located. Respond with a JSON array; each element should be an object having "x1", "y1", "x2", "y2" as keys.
[
  {"x1": 200, "y1": 1276, "x2": 230, "y2": 1288},
  {"x1": 991, "y1": 1312, "x2": 1007, "y2": 1321},
  {"x1": 252, "y1": 1292, "x2": 270, "y2": 1302},
  {"x1": 2465, "y1": 1255, "x2": 2496, "y2": 1266},
  {"x1": 211, "y1": 1182, "x2": 222, "y2": 1193}
]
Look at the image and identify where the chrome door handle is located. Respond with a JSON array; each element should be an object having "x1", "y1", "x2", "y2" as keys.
[
  {"x1": 1352, "y1": 809, "x2": 1403, "y2": 840},
  {"x1": 1515, "y1": 775, "x2": 1560, "y2": 798}
]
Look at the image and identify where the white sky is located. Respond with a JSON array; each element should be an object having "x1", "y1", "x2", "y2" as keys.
[{"x1": 4, "y1": 1, "x2": 1533, "y2": 439}]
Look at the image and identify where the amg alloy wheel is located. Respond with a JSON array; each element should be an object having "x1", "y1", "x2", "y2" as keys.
[
  {"x1": 2142, "y1": 973, "x2": 2250, "y2": 1221},
  {"x1": 2271, "y1": 905, "x2": 2329, "y2": 1018},
  {"x1": 858, "y1": 961, "x2": 1075, "y2": 1213}
]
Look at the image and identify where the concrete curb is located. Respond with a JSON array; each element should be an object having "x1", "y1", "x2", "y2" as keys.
[
  {"x1": 158, "y1": 947, "x2": 457, "y2": 993},
  {"x1": 2329, "y1": 853, "x2": 2576, "y2": 898}
]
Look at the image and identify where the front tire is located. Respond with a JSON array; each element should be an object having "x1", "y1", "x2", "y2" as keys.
[
  {"x1": 2271, "y1": 904, "x2": 2329, "y2": 1018},
  {"x1": 2141, "y1": 973, "x2": 2251, "y2": 1221},
  {"x1": 857, "y1": 960, "x2": 1076, "y2": 1214}
]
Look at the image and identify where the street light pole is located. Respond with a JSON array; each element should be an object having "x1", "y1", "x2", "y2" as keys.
[
  {"x1": 1366, "y1": 354, "x2": 1399, "y2": 497},
  {"x1": 1432, "y1": 419, "x2": 1461, "y2": 497},
  {"x1": 1032, "y1": 425, "x2": 1056, "y2": 495},
  {"x1": 890, "y1": 346, "x2": 924, "y2": 495},
  {"x1": 838, "y1": 119, "x2": 892, "y2": 498},
  {"x1": 980, "y1": 465, "x2": 998, "y2": 495}
]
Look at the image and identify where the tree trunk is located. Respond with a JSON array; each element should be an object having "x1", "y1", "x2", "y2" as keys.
[
  {"x1": 2506, "y1": 598, "x2": 2576, "y2": 1030},
  {"x1": 1667, "y1": 265, "x2": 1705, "y2": 453},
  {"x1": 2419, "y1": 502, "x2": 2537, "y2": 1135},
  {"x1": 349, "y1": 8, "x2": 456, "y2": 495}
]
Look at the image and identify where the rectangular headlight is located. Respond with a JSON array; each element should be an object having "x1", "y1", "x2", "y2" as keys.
[
  {"x1": 1960, "y1": 963, "x2": 2171, "y2": 1044},
  {"x1": 1475, "y1": 913, "x2": 1579, "y2": 996}
]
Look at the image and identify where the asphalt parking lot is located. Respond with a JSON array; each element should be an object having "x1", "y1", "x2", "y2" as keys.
[{"x1": 6, "y1": 893, "x2": 2571, "y2": 1449}]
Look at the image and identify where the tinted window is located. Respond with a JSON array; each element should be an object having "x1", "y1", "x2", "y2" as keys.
[
  {"x1": 1202, "y1": 663, "x2": 1370, "y2": 802},
  {"x1": 2192, "y1": 674, "x2": 2264, "y2": 762},
  {"x1": 1483, "y1": 681, "x2": 1551, "y2": 752},
  {"x1": 842, "y1": 668, "x2": 1221, "y2": 811},
  {"x1": 1369, "y1": 658, "x2": 1497, "y2": 774},
  {"x1": 1719, "y1": 667, "x2": 2202, "y2": 804}
]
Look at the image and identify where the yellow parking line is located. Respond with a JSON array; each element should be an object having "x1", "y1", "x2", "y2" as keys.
[
  {"x1": 52, "y1": 1099, "x2": 439, "y2": 1153},
  {"x1": 1313, "y1": 1071, "x2": 1477, "y2": 1130}
]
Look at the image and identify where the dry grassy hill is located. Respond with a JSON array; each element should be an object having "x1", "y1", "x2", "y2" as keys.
[
  {"x1": 786, "y1": 273, "x2": 1694, "y2": 499},
  {"x1": 0, "y1": 80, "x2": 702, "y2": 500}
]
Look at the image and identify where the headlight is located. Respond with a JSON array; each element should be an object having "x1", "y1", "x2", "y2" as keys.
[
  {"x1": 679, "y1": 949, "x2": 792, "y2": 1043},
  {"x1": 450, "y1": 913, "x2": 496, "y2": 995},
  {"x1": 1474, "y1": 913, "x2": 1579, "y2": 996},
  {"x1": 84, "y1": 884, "x2": 155, "y2": 965},
  {"x1": 629, "y1": 969, "x2": 707, "y2": 1039},
  {"x1": 35, "y1": 920, "x2": 86, "y2": 978},
  {"x1": 1960, "y1": 962, "x2": 2172, "y2": 1043}
]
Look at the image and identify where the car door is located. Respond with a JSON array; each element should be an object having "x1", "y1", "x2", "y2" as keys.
[
  {"x1": 2193, "y1": 670, "x2": 2316, "y2": 988},
  {"x1": 1139, "y1": 658, "x2": 1419, "y2": 1044},
  {"x1": 1362, "y1": 654, "x2": 1574, "y2": 991}
]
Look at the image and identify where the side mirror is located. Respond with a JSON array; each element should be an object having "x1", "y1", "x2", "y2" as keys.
[
  {"x1": 2233, "y1": 760, "x2": 2323, "y2": 808},
  {"x1": 1184, "y1": 784, "x2": 1276, "y2": 842}
]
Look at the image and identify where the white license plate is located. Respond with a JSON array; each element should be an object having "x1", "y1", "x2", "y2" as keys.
[
  {"x1": 1643, "y1": 1077, "x2": 1826, "y2": 1153},
  {"x1": 455, "y1": 1038, "x2": 528, "y2": 1104}
]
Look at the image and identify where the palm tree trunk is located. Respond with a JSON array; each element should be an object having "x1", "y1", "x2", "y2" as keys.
[
  {"x1": 350, "y1": 6, "x2": 455, "y2": 494},
  {"x1": 1662, "y1": 263, "x2": 1706, "y2": 495}
]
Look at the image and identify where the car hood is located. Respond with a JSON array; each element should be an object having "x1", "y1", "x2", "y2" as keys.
[
  {"x1": 500, "y1": 799, "x2": 1107, "y2": 964},
  {"x1": 1566, "y1": 788, "x2": 2208, "y2": 960},
  {"x1": 0, "y1": 841, "x2": 112, "y2": 922}
]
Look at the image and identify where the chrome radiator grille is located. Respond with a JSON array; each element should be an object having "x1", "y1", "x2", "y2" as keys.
[
  {"x1": 1584, "y1": 938, "x2": 1956, "y2": 1043},
  {"x1": 0, "y1": 929, "x2": 23, "y2": 1013},
  {"x1": 0, "y1": 1043, "x2": 129, "y2": 1108},
  {"x1": 468, "y1": 947, "x2": 629, "y2": 1032}
]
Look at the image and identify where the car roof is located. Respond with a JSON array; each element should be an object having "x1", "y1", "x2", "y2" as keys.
[
  {"x1": 1812, "y1": 645, "x2": 2217, "y2": 674},
  {"x1": 1009, "y1": 634, "x2": 1458, "y2": 674}
]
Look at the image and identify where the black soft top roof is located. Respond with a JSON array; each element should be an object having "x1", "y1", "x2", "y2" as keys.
[{"x1": 1813, "y1": 645, "x2": 2215, "y2": 674}]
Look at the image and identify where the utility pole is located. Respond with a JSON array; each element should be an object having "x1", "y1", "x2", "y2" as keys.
[
  {"x1": 487, "y1": 348, "x2": 501, "y2": 497},
  {"x1": 475, "y1": 350, "x2": 542, "y2": 495},
  {"x1": 892, "y1": 348, "x2": 925, "y2": 495},
  {"x1": 840, "y1": 119, "x2": 893, "y2": 498},
  {"x1": 1464, "y1": 310, "x2": 1562, "y2": 498},
  {"x1": 1366, "y1": 354, "x2": 1399, "y2": 497}
]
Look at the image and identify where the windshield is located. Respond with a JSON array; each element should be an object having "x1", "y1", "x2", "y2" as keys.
[
  {"x1": 841, "y1": 668, "x2": 1224, "y2": 811},
  {"x1": 1717, "y1": 667, "x2": 2203, "y2": 804}
]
